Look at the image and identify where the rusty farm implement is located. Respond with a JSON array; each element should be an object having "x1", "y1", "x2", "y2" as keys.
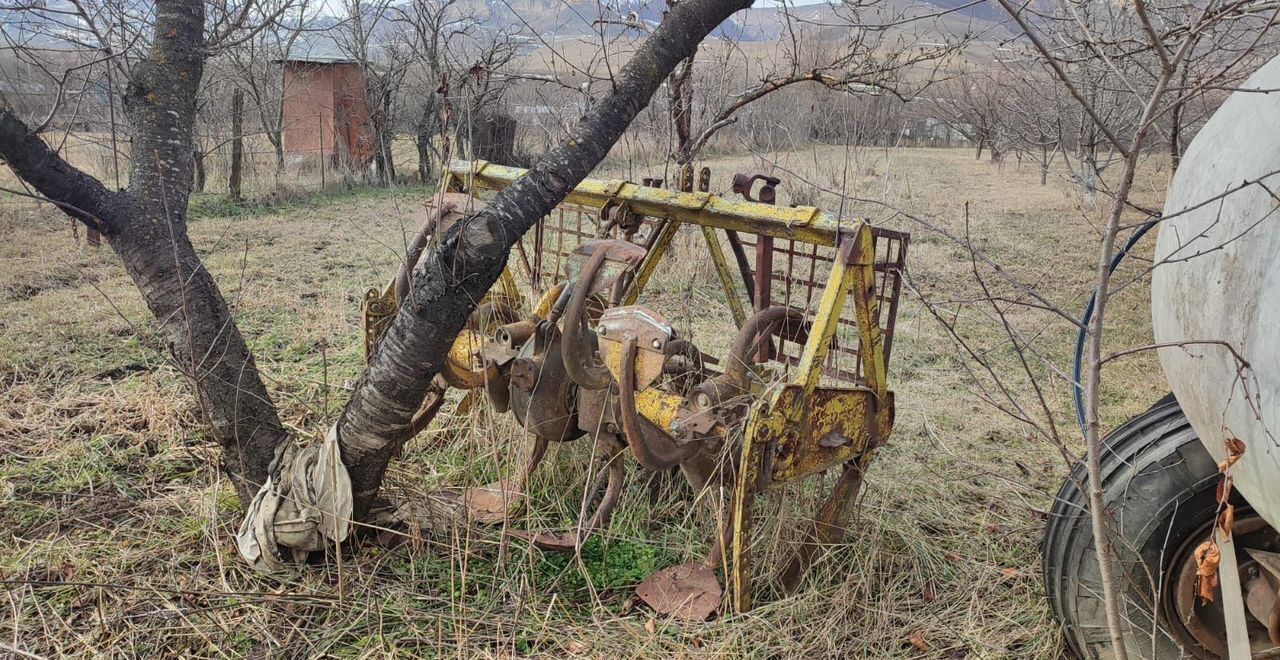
[{"x1": 361, "y1": 160, "x2": 909, "y2": 617}]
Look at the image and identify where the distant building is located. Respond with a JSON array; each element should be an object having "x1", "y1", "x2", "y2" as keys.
[
  {"x1": 280, "y1": 54, "x2": 374, "y2": 168},
  {"x1": 900, "y1": 116, "x2": 973, "y2": 148}
]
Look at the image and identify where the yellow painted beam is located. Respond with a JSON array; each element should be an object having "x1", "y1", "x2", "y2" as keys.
[
  {"x1": 700, "y1": 225, "x2": 749, "y2": 327},
  {"x1": 447, "y1": 160, "x2": 864, "y2": 247},
  {"x1": 789, "y1": 227, "x2": 865, "y2": 392},
  {"x1": 622, "y1": 218, "x2": 683, "y2": 306},
  {"x1": 849, "y1": 226, "x2": 887, "y2": 401}
]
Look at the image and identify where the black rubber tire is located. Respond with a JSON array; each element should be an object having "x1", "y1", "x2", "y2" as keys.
[{"x1": 1044, "y1": 394, "x2": 1223, "y2": 659}]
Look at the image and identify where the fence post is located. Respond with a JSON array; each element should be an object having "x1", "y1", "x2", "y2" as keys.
[
  {"x1": 229, "y1": 88, "x2": 245, "y2": 201},
  {"x1": 319, "y1": 113, "x2": 326, "y2": 191}
]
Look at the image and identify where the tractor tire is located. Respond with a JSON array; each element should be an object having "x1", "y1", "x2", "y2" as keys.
[{"x1": 1044, "y1": 394, "x2": 1228, "y2": 658}]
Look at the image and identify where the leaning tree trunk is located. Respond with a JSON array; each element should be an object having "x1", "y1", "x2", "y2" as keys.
[
  {"x1": 334, "y1": 0, "x2": 758, "y2": 517},
  {"x1": 0, "y1": 0, "x2": 287, "y2": 506}
]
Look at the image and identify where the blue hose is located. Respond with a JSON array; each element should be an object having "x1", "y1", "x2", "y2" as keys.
[{"x1": 1072, "y1": 219, "x2": 1160, "y2": 438}]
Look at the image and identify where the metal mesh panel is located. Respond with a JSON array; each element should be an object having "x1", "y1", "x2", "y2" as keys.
[
  {"x1": 483, "y1": 170, "x2": 908, "y2": 388},
  {"x1": 514, "y1": 203, "x2": 666, "y2": 296},
  {"x1": 735, "y1": 227, "x2": 908, "y2": 385}
]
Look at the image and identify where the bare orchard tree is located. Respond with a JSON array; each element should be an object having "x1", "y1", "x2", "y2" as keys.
[
  {"x1": 450, "y1": 36, "x2": 522, "y2": 166},
  {"x1": 393, "y1": 0, "x2": 475, "y2": 180},
  {"x1": 926, "y1": 69, "x2": 1007, "y2": 161},
  {"x1": 227, "y1": 0, "x2": 316, "y2": 182},
  {"x1": 998, "y1": 53, "x2": 1068, "y2": 185},
  {"x1": 400, "y1": 11, "x2": 522, "y2": 169},
  {"x1": 335, "y1": 0, "x2": 412, "y2": 185}
]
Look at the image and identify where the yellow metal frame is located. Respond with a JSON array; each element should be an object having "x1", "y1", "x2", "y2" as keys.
[
  {"x1": 727, "y1": 225, "x2": 892, "y2": 611},
  {"x1": 368, "y1": 160, "x2": 901, "y2": 612}
]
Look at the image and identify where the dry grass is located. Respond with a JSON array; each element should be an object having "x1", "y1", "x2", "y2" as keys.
[
  {"x1": 0, "y1": 146, "x2": 1166, "y2": 658},
  {"x1": 0, "y1": 133, "x2": 428, "y2": 202}
]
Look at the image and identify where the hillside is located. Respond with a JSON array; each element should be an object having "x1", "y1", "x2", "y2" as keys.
[{"x1": 475, "y1": 0, "x2": 1012, "y2": 42}]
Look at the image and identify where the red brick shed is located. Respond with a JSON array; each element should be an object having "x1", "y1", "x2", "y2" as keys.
[{"x1": 281, "y1": 58, "x2": 375, "y2": 167}]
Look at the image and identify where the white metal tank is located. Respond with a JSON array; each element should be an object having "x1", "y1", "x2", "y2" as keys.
[{"x1": 1152, "y1": 55, "x2": 1280, "y2": 528}]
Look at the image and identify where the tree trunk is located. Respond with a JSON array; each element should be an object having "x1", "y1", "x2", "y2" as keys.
[
  {"x1": 230, "y1": 88, "x2": 245, "y2": 201},
  {"x1": 381, "y1": 129, "x2": 396, "y2": 183},
  {"x1": 120, "y1": 2, "x2": 284, "y2": 503},
  {"x1": 368, "y1": 89, "x2": 396, "y2": 187},
  {"x1": 670, "y1": 54, "x2": 695, "y2": 163},
  {"x1": 1083, "y1": 143, "x2": 1099, "y2": 201},
  {"x1": 377, "y1": 98, "x2": 396, "y2": 186},
  {"x1": 1041, "y1": 143, "x2": 1050, "y2": 186},
  {"x1": 469, "y1": 112, "x2": 519, "y2": 166},
  {"x1": 974, "y1": 138, "x2": 985, "y2": 160},
  {"x1": 271, "y1": 102, "x2": 286, "y2": 181},
  {"x1": 370, "y1": 120, "x2": 394, "y2": 186},
  {"x1": 273, "y1": 136, "x2": 285, "y2": 179},
  {"x1": 372, "y1": 138, "x2": 391, "y2": 186},
  {"x1": 193, "y1": 147, "x2": 206, "y2": 193},
  {"x1": 416, "y1": 132, "x2": 434, "y2": 182},
  {"x1": 108, "y1": 208, "x2": 285, "y2": 504},
  {"x1": 416, "y1": 101, "x2": 438, "y2": 182},
  {"x1": 0, "y1": 0, "x2": 287, "y2": 506},
  {"x1": 335, "y1": 0, "x2": 757, "y2": 517},
  {"x1": 1168, "y1": 65, "x2": 1191, "y2": 177}
]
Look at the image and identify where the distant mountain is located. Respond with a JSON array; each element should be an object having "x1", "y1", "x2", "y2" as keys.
[
  {"x1": 455, "y1": 0, "x2": 744, "y2": 40},
  {"x1": 0, "y1": 0, "x2": 1012, "y2": 59},
  {"x1": 727, "y1": 0, "x2": 1010, "y2": 43},
  {"x1": 462, "y1": 0, "x2": 1011, "y2": 43},
  {"x1": 0, "y1": 0, "x2": 154, "y2": 50}
]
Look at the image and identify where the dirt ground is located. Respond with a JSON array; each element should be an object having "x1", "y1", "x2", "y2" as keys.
[{"x1": 0, "y1": 147, "x2": 1167, "y2": 658}]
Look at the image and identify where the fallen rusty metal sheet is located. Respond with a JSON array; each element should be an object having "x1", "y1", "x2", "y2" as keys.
[{"x1": 636, "y1": 561, "x2": 723, "y2": 621}]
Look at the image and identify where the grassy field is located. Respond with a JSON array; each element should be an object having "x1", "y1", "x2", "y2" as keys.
[{"x1": 0, "y1": 146, "x2": 1167, "y2": 658}]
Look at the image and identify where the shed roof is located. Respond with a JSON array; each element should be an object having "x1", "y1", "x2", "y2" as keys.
[{"x1": 276, "y1": 32, "x2": 356, "y2": 65}]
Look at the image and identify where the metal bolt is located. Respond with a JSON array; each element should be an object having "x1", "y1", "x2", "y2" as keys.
[{"x1": 651, "y1": 338, "x2": 662, "y2": 349}]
